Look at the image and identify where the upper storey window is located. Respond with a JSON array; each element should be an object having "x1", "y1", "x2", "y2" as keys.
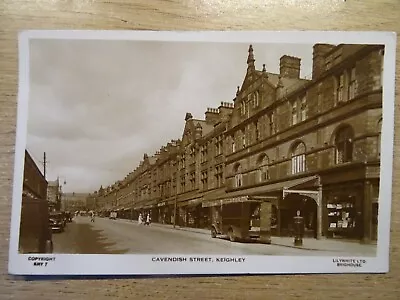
[
  {"x1": 291, "y1": 142, "x2": 306, "y2": 174},
  {"x1": 335, "y1": 66, "x2": 358, "y2": 105},
  {"x1": 291, "y1": 95, "x2": 307, "y2": 125},
  {"x1": 335, "y1": 125, "x2": 354, "y2": 164}
]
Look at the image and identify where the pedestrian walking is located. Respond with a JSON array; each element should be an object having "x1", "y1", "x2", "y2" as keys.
[
  {"x1": 145, "y1": 213, "x2": 151, "y2": 226},
  {"x1": 90, "y1": 211, "x2": 95, "y2": 223},
  {"x1": 138, "y1": 213, "x2": 143, "y2": 225}
]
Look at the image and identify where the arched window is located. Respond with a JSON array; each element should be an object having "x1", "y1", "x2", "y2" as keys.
[
  {"x1": 233, "y1": 163, "x2": 243, "y2": 188},
  {"x1": 291, "y1": 142, "x2": 306, "y2": 174},
  {"x1": 335, "y1": 126, "x2": 354, "y2": 164},
  {"x1": 256, "y1": 154, "x2": 269, "y2": 182}
]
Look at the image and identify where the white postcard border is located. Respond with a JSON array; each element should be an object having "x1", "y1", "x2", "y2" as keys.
[{"x1": 9, "y1": 30, "x2": 397, "y2": 276}]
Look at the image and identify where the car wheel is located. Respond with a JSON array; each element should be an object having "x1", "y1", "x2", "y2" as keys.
[{"x1": 211, "y1": 227, "x2": 217, "y2": 238}]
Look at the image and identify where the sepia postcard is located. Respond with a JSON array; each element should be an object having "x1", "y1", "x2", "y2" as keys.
[{"x1": 8, "y1": 30, "x2": 396, "y2": 276}]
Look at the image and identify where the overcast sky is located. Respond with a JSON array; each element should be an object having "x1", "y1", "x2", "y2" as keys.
[{"x1": 27, "y1": 38, "x2": 313, "y2": 193}]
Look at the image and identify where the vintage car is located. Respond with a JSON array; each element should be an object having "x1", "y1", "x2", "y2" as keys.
[
  {"x1": 209, "y1": 197, "x2": 272, "y2": 244},
  {"x1": 49, "y1": 212, "x2": 66, "y2": 233}
]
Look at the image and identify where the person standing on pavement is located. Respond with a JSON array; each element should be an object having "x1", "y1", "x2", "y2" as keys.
[{"x1": 90, "y1": 211, "x2": 95, "y2": 223}]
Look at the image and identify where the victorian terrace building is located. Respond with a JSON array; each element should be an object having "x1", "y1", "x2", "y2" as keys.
[{"x1": 94, "y1": 43, "x2": 383, "y2": 243}]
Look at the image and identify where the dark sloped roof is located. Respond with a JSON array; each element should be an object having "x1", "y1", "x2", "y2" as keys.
[
  {"x1": 254, "y1": 70, "x2": 310, "y2": 96},
  {"x1": 191, "y1": 119, "x2": 214, "y2": 136}
]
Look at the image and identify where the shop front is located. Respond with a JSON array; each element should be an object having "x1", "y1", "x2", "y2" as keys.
[
  {"x1": 322, "y1": 179, "x2": 379, "y2": 243},
  {"x1": 177, "y1": 198, "x2": 205, "y2": 228}
]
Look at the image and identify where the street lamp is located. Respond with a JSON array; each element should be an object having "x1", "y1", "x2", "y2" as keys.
[{"x1": 57, "y1": 176, "x2": 67, "y2": 211}]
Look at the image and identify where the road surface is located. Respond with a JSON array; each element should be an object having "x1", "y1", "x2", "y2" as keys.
[{"x1": 52, "y1": 216, "x2": 368, "y2": 256}]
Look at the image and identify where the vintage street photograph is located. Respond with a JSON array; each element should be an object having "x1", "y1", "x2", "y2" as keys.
[{"x1": 10, "y1": 31, "x2": 396, "y2": 275}]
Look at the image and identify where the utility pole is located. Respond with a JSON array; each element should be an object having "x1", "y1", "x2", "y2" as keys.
[{"x1": 43, "y1": 152, "x2": 47, "y2": 179}]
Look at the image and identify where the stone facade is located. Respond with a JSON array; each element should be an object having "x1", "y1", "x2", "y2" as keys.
[
  {"x1": 94, "y1": 43, "x2": 383, "y2": 242},
  {"x1": 62, "y1": 192, "x2": 89, "y2": 212}
]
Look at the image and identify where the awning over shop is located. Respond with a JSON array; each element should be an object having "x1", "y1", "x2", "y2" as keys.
[
  {"x1": 177, "y1": 197, "x2": 203, "y2": 208},
  {"x1": 134, "y1": 199, "x2": 158, "y2": 210},
  {"x1": 202, "y1": 195, "x2": 276, "y2": 208},
  {"x1": 202, "y1": 175, "x2": 319, "y2": 208}
]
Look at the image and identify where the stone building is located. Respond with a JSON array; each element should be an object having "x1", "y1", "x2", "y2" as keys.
[
  {"x1": 62, "y1": 192, "x2": 89, "y2": 212},
  {"x1": 95, "y1": 43, "x2": 383, "y2": 243},
  {"x1": 222, "y1": 44, "x2": 383, "y2": 243},
  {"x1": 19, "y1": 150, "x2": 50, "y2": 253}
]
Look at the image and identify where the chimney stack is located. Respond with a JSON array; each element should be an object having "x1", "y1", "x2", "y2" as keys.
[
  {"x1": 279, "y1": 55, "x2": 301, "y2": 79},
  {"x1": 205, "y1": 107, "x2": 219, "y2": 125},
  {"x1": 218, "y1": 102, "x2": 234, "y2": 121},
  {"x1": 312, "y1": 43, "x2": 336, "y2": 79}
]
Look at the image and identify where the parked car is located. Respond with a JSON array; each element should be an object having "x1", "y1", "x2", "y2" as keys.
[{"x1": 49, "y1": 212, "x2": 65, "y2": 233}]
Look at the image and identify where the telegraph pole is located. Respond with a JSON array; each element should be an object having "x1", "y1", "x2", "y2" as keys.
[{"x1": 43, "y1": 152, "x2": 47, "y2": 179}]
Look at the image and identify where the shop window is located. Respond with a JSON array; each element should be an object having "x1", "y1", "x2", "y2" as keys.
[
  {"x1": 327, "y1": 195, "x2": 357, "y2": 238},
  {"x1": 291, "y1": 142, "x2": 306, "y2": 174},
  {"x1": 335, "y1": 125, "x2": 354, "y2": 164}
]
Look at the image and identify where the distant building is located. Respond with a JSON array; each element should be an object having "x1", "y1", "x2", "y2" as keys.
[
  {"x1": 94, "y1": 43, "x2": 383, "y2": 243},
  {"x1": 62, "y1": 192, "x2": 89, "y2": 212}
]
